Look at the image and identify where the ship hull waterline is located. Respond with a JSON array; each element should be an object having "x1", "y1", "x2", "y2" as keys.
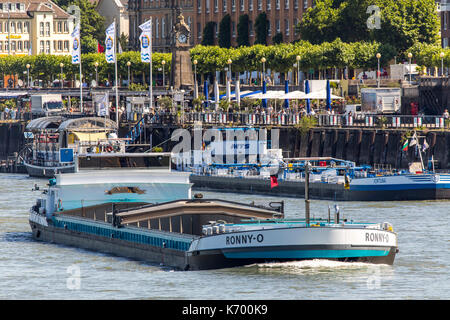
[{"x1": 29, "y1": 214, "x2": 397, "y2": 270}]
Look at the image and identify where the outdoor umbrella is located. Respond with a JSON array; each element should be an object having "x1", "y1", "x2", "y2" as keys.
[
  {"x1": 305, "y1": 80, "x2": 311, "y2": 114},
  {"x1": 284, "y1": 80, "x2": 289, "y2": 108},
  {"x1": 279, "y1": 90, "x2": 306, "y2": 99},
  {"x1": 303, "y1": 90, "x2": 343, "y2": 100},
  {"x1": 326, "y1": 80, "x2": 331, "y2": 111}
]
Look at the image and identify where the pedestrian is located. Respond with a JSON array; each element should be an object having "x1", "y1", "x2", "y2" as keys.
[{"x1": 443, "y1": 109, "x2": 449, "y2": 119}]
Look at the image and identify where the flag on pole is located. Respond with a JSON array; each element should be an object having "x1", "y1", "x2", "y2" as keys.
[
  {"x1": 139, "y1": 19, "x2": 152, "y2": 63},
  {"x1": 401, "y1": 139, "x2": 409, "y2": 152},
  {"x1": 71, "y1": 24, "x2": 81, "y2": 64},
  {"x1": 105, "y1": 22, "x2": 116, "y2": 63},
  {"x1": 422, "y1": 139, "x2": 429, "y2": 152},
  {"x1": 409, "y1": 133, "x2": 417, "y2": 147},
  {"x1": 95, "y1": 93, "x2": 110, "y2": 117},
  {"x1": 97, "y1": 41, "x2": 104, "y2": 53}
]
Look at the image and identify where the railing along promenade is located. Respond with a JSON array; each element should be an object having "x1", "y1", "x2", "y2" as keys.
[
  {"x1": 1, "y1": 110, "x2": 448, "y2": 130},
  {"x1": 141, "y1": 112, "x2": 448, "y2": 130}
]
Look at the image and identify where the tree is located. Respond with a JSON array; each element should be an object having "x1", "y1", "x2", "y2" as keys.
[
  {"x1": 272, "y1": 33, "x2": 283, "y2": 45},
  {"x1": 237, "y1": 14, "x2": 250, "y2": 47},
  {"x1": 218, "y1": 14, "x2": 232, "y2": 48},
  {"x1": 201, "y1": 22, "x2": 216, "y2": 46},
  {"x1": 254, "y1": 12, "x2": 268, "y2": 45},
  {"x1": 53, "y1": 0, "x2": 106, "y2": 53}
]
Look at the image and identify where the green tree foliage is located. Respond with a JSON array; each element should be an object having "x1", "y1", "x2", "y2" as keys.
[
  {"x1": 297, "y1": 0, "x2": 440, "y2": 55},
  {"x1": 254, "y1": 12, "x2": 268, "y2": 45},
  {"x1": 201, "y1": 22, "x2": 216, "y2": 46},
  {"x1": 237, "y1": 15, "x2": 250, "y2": 47},
  {"x1": 218, "y1": 14, "x2": 232, "y2": 48}
]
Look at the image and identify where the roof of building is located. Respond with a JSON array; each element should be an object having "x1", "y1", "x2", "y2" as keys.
[{"x1": 0, "y1": 0, "x2": 71, "y2": 20}]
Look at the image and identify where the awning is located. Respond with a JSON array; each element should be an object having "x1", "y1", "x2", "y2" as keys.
[
  {"x1": 70, "y1": 131, "x2": 108, "y2": 142},
  {"x1": 303, "y1": 90, "x2": 344, "y2": 100}
]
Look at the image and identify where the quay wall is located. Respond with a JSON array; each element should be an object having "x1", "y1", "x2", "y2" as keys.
[
  {"x1": 2, "y1": 121, "x2": 450, "y2": 170},
  {"x1": 149, "y1": 126, "x2": 450, "y2": 170}
]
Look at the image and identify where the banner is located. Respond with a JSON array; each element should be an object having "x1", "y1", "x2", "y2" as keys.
[
  {"x1": 95, "y1": 93, "x2": 110, "y2": 117},
  {"x1": 105, "y1": 22, "x2": 116, "y2": 63},
  {"x1": 71, "y1": 24, "x2": 81, "y2": 64},
  {"x1": 139, "y1": 19, "x2": 152, "y2": 63}
]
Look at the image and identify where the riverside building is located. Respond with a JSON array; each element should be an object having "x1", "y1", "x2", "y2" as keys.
[
  {"x1": 128, "y1": 0, "x2": 314, "y2": 52},
  {"x1": 0, "y1": 1, "x2": 74, "y2": 56}
]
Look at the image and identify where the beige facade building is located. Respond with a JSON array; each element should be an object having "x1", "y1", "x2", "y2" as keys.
[{"x1": 0, "y1": 0, "x2": 74, "y2": 57}]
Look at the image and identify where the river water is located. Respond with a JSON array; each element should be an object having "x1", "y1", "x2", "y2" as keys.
[{"x1": 0, "y1": 173, "x2": 448, "y2": 300}]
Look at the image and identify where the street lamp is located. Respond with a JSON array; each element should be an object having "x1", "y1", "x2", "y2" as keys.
[
  {"x1": 26, "y1": 63, "x2": 30, "y2": 88},
  {"x1": 94, "y1": 61, "x2": 99, "y2": 86},
  {"x1": 227, "y1": 58, "x2": 232, "y2": 82},
  {"x1": 161, "y1": 60, "x2": 166, "y2": 87},
  {"x1": 296, "y1": 55, "x2": 301, "y2": 86},
  {"x1": 193, "y1": 59, "x2": 198, "y2": 99},
  {"x1": 440, "y1": 52, "x2": 445, "y2": 77},
  {"x1": 127, "y1": 61, "x2": 131, "y2": 87},
  {"x1": 59, "y1": 63, "x2": 64, "y2": 89},
  {"x1": 261, "y1": 57, "x2": 266, "y2": 84},
  {"x1": 376, "y1": 53, "x2": 381, "y2": 88},
  {"x1": 407, "y1": 52, "x2": 412, "y2": 84}
]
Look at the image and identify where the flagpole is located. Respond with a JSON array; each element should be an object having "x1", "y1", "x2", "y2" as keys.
[
  {"x1": 114, "y1": 18, "x2": 119, "y2": 128},
  {"x1": 79, "y1": 54, "x2": 83, "y2": 113},
  {"x1": 149, "y1": 18, "x2": 153, "y2": 110}
]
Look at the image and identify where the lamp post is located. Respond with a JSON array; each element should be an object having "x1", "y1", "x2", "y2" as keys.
[
  {"x1": 296, "y1": 55, "x2": 301, "y2": 86},
  {"x1": 94, "y1": 61, "x2": 99, "y2": 86},
  {"x1": 261, "y1": 57, "x2": 266, "y2": 84},
  {"x1": 59, "y1": 63, "x2": 64, "y2": 89},
  {"x1": 440, "y1": 52, "x2": 445, "y2": 77},
  {"x1": 376, "y1": 53, "x2": 381, "y2": 88},
  {"x1": 161, "y1": 60, "x2": 165, "y2": 87},
  {"x1": 127, "y1": 61, "x2": 131, "y2": 87},
  {"x1": 193, "y1": 59, "x2": 198, "y2": 99},
  {"x1": 227, "y1": 58, "x2": 232, "y2": 81},
  {"x1": 407, "y1": 52, "x2": 412, "y2": 84},
  {"x1": 26, "y1": 63, "x2": 30, "y2": 88}
]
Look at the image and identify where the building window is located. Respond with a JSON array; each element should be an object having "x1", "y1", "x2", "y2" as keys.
[
  {"x1": 0, "y1": 22, "x2": 2, "y2": 33},
  {"x1": 257, "y1": 0, "x2": 262, "y2": 10},
  {"x1": 156, "y1": 18, "x2": 159, "y2": 38},
  {"x1": 223, "y1": 0, "x2": 227, "y2": 11},
  {"x1": 197, "y1": 0, "x2": 201, "y2": 13},
  {"x1": 58, "y1": 40, "x2": 63, "y2": 51},
  {"x1": 11, "y1": 41, "x2": 16, "y2": 52},
  {"x1": 24, "y1": 22, "x2": 29, "y2": 33},
  {"x1": 249, "y1": 0, "x2": 253, "y2": 11},
  {"x1": 197, "y1": 22, "x2": 202, "y2": 38},
  {"x1": 214, "y1": 0, "x2": 218, "y2": 12},
  {"x1": 240, "y1": 0, "x2": 244, "y2": 11},
  {"x1": 57, "y1": 21, "x2": 62, "y2": 33},
  {"x1": 64, "y1": 40, "x2": 69, "y2": 51},
  {"x1": 285, "y1": 0, "x2": 289, "y2": 9},
  {"x1": 4, "y1": 41, "x2": 8, "y2": 52},
  {"x1": 267, "y1": 0, "x2": 271, "y2": 10},
  {"x1": 18, "y1": 40, "x2": 22, "y2": 51},
  {"x1": 46, "y1": 22, "x2": 51, "y2": 36},
  {"x1": 10, "y1": 22, "x2": 16, "y2": 34},
  {"x1": 303, "y1": 0, "x2": 308, "y2": 9},
  {"x1": 294, "y1": 0, "x2": 298, "y2": 9},
  {"x1": 64, "y1": 21, "x2": 68, "y2": 33},
  {"x1": 285, "y1": 18, "x2": 289, "y2": 35},
  {"x1": 46, "y1": 40, "x2": 50, "y2": 53},
  {"x1": 40, "y1": 40, "x2": 44, "y2": 53},
  {"x1": 24, "y1": 40, "x2": 29, "y2": 51},
  {"x1": 232, "y1": 0, "x2": 236, "y2": 11},
  {"x1": 267, "y1": 20, "x2": 271, "y2": 35},
  {"x1": 17, "y1": 22, "x2": 22, "y2": 33},
  {"x1": 232, "y1": 21, "x2": 236, "y2": 37},
  {"x1": 40, "y1": 22, "x2": 44, "y2": 36},
  {"x1": 0, "y1": 41, "x2": 3, "y2": 52},
  {"x1": 276, "y1": 0, "x2": 280, "y2": 10},
  {"x1": 276, "y1": 19, "x2": 280, "y2": 33},
  {"x1": 162, "y1": 18, "x2": 166, "y2": 38}
]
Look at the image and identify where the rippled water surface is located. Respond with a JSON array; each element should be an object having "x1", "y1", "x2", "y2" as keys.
[{"x1": 0, "y1": 173, "x2": 448, "y2": 299}]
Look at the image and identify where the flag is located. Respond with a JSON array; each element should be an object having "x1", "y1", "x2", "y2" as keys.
[
  {"x1": 409, "y1": 133, "x2": 417, "y2": 147},
  {"x1": 401, "y1": 139, "x2": 409, "y2": 152},
  {"x1": 105, "y1": 22, "x2": 116, "y2": 63},
  {"x1": 139, "y1": 19, "x2": 152, "y2": 63},
  {"x1": 97, "y1": 41, "x2": 104, "y2": 53},
  {"x1": 270, "y1": 175, "x2": 278, "y2": 189},
  {"x1": 95, "y1": 93, "x2": 109, "y2": 117},
  {"x1": 422, "y1": 140, "x2": 429, "y2": 152},
  {"x1": 71, "y1": 24, "x2": 81, "y2": 64}
]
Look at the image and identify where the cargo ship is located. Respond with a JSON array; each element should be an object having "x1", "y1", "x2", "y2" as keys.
[{"x1": 29, "y1": 155, "x2": 398, "y2": 270}]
